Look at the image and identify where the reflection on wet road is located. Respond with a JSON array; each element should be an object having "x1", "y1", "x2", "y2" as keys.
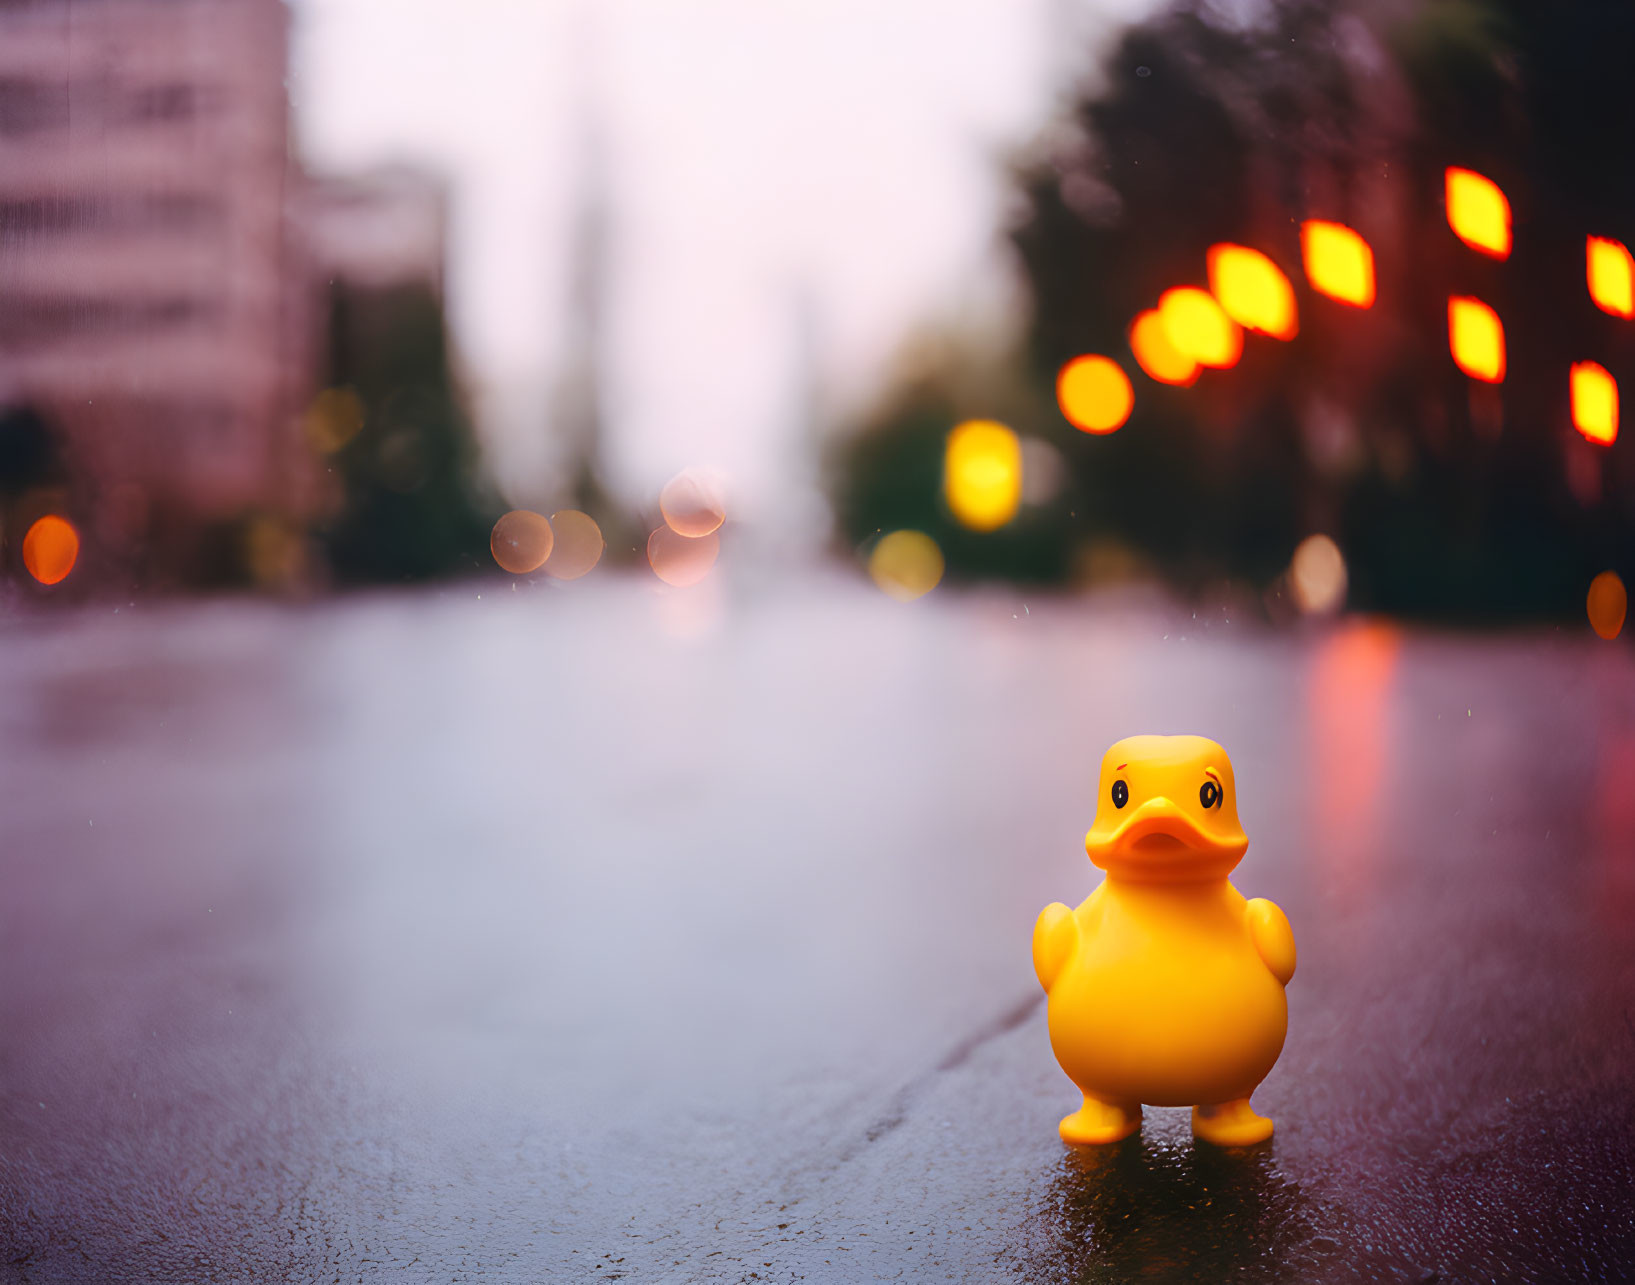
[
  {"x1": 1022, "y1": 1134, "x2": 1322, "y2": 1281},
  {"x1": 0, "y1": 580, "x2": 1631, "y2": 1281}
]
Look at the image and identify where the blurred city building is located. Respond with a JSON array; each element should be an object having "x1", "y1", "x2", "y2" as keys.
[{"x1": 0, "y1": 0, "x2": 316, "y2": 583}]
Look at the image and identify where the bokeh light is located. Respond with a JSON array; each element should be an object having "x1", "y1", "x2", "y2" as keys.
[
  {"x1": 1448, "y1": 296, "x2": 1505, "y2": 383},
  {"x1": 647, "y1": 525, "x2": 720, "y2": 587},
  {"x1": 543, "y1": 510, "x2": 604, "y2": 580},
  {"x1": 1300, "y1": 220, "x2": 1375, "y2": 308},
  {"x1": 659, "y1": 469, "x2": 726, "y2": 538},
  {"x1": 490, "y1": 510, "x2": 554, "y2": 574},
  {"x1": 1290, "y1": 533, "x2": 1347, "y2": 614},
  {"x1": 1571, "y1": 362, "x2": 1618, "y2": 446},
  {"x1": 22, "y1": 514, "x2": 78, "y2": 586},
  {"x1": 1128, "y1": 309, "x2": 1200, "y2": 386},
  {"x1": 1587, "y1": 571, "x2": 1627, "y2": 640},
  {"x1": 1587, "y1": 236, "x2": 1635, "y2": 319},
  {"x1": 245, "y1": 515, "x2": 303, "y2": 588},
  {"x1": 1445, "y1": 167, "x2": 1512, "y2": 260},
  {"x1": 302, "y1": 387, "x2": 366, "y2": 454},
  {"x1": 943, "y1": 419, "x2": 1021, "y2": 532},
  {"x1": 1056, "y1": 355, "x2": 1133, "y2": 434},
  {"x1": 1207, "y1": 244, "x2": 1298, "y2": 339},
  {"x1": 867, "y1": 530, "x2": 944, "y2": 601},
  {"x1": 1157, "y1": 286, "x2": 1242, "y2": 369}
]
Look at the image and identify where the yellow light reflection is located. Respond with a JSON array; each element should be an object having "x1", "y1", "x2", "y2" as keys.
[
  {"x1": 1291, "y1": 533, "x2": 1347, "y2": 614},
  {"x1": 868, "y1": 530, "x2": 944, "y2": 601},
  {"x1": 1571, "y1": 362, "x2": 1618, "y2": 446},
  {"x1": 1300, "y1": 221, "x2": 1375, "y2": 308},
  {"x1": 490, "y1": 510, "x2": 553, "y2": 574},
  {"x1": 1056, "y1": 355, "x2": 1133, "y2": 434},
  {"x1": 944, "y1": 419, "x2": 1021, "y2": 532},
  {"x1": 544, "y1": 509, "x2": 604, "y2": 579},
  {"x1": 23, "y1": 514, "x2": 78, "y2": 586},
  {"x1": 659, "y1": 469, "x2": 726, "y2": 538},
  {"x1": 1207, "y1": 244, "x2": 1297, "y2": 340},
  {"x1": 1158, "y1": 287, "x2": 1242, "y2": 369},
  {"x1": 1588, "y1": 571, "x2": 1627, "y2": 640},
  {"x1": 1128, "y1": 309, "x2": 1199, "y2": 386},
  {"x1": 302, "y1": 387, "x2": 366, "y2": 454},
  {"x1": 1447, "y1": 296, "x2": 1505, "y2": 383},
  {"x1": 647, "y1": 525, "x2": 720, "y2": 587},
  {"x1": 1587, "y1": 237, "x2": 1635, "y2": 319},
  {"x1": 1444, "y1": 167, "x2": 1511, "y2": 260}
]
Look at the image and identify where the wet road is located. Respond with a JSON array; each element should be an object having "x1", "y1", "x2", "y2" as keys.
[{"x1": 0, "y1": 577, "x2": 1631, "y2": 1282}]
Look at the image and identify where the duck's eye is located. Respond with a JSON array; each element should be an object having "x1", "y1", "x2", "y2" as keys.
[
  {"x1": 1111, "y1": 780, "x2": 1129, "y2": 809},
  {"x1": 1200, "y1": 780, "x2": 1222, "y2": 810}
]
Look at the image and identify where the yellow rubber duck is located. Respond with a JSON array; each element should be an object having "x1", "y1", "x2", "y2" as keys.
[{"x1": 1033, "y1": 735, "x2": 1295, "y2": 1147}]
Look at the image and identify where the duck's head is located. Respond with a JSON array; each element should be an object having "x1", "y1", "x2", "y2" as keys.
[{"x1": 1084, "y1": 734, "x2": 1248, "y2": 883}]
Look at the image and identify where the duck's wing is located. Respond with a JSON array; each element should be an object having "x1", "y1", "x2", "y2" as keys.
[
  {"x1": 1032, "y1": 901, "x2": 1080, "y2": 993},
  {"x1": 1245, "y1": 897, "x2": 1297, "y2": 985}
]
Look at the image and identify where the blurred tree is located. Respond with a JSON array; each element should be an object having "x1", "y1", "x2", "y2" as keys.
[
  {"x1": 831, "y1": 390, "x2": 1073, "y2": 585},
  {"x1": 833, "y1": 0, "x2": 1635, "y2": 620},
  {"x1": 316, "y1": 281, "x2": 496, "y2": 583},
  {"x1": 0, "y1": 404, "x2": 64, "y2": 499},
  {"x1": 546, "y1": 106, "x2": 645, "y2": 567},
  {"x1": 828, "y1": 332, "x2": 1081, "y2": 584}
]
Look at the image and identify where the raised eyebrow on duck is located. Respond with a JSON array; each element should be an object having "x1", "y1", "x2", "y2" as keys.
[
  {"x1": 1115, "y1": 763, "x2": 1127, "y2": 771},
  {"x1": 1203, "y1": 768, "x2": 1220, "y2": 783}
]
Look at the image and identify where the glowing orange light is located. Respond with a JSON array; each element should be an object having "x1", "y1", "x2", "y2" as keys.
[
  {"x1": 543, "y1": 509, "x2": 604, "y2": 579},
  {"x1": 647, "y1": 525, "x2": 719, "y2": 587},
  {"x1": 1056, "y1": 355, "x2": 1133, "y2": 434},
  {"x1": 1588, "y1": 571, "x2": 1627, "y2": 640},
  {"x1": 22, "y1": 514, "x2": 78, "y2": 586},
  {"x1": 1447, "y1": 296, "x2": 1505, "y2": 383},
  {"x1": 1207, "y1": 244, "x2": 1297, "y2": 340},
  {"x1": 490, "y1": 510, "x2": 553, "y2": 574},
  {"x1": 1300, "y1": 221, "x2": 1375, "y2": 308},
  {"x1": 944, "y1": 419, "x2": 1021, "y2": 531},
  {"x1": 1128, "y1": 309, "x2": 1199, "y2": 386},
  {"x1": 1158, "y1": 287, "x2": 1242, "y2": 369},
  {"x1": 1571, "y1": 361, "x2": 1618, "y2": 445},
  {"x1": 1445, "y1": 167, "x2": 1511, "y2": 259},
  {"x1": 659, "y1": 469, "x2": 726, "y2": 538},
  {"x1": 1587, "y1": 237, "x2": 1635, "y2": 319},
  {"x1": 868, "y1": 530, "x2": 944, "y2": 601}
]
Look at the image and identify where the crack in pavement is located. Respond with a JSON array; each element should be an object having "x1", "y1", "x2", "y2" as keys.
[{"x1": 838, "y1": 991, "x2": 1044, "y2": 1161}]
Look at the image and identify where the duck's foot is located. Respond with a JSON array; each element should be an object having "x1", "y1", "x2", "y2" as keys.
[
  {"x1": 1191, "y1": 1098, "x2": 1273, "y2": 1147},
  {"x1": 1059, "y1": 1096, "x2": 1141, "y2": 1146}
]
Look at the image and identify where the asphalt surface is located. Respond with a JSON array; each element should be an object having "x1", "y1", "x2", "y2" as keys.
[{"x1": 0, "y1": 576, "x2": 1631, "y2": 1283}]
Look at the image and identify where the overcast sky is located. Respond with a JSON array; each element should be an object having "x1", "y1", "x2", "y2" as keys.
[{"x1": 288, "y1": 0, "x2": 1155, "y2": 523}]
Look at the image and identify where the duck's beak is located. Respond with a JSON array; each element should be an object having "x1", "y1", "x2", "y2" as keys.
[
  {"x1": 1085, "y1": 796, "x2": 1246, "y2": 878},
  {"x1": 1116, "y1": 795, "x2": 1208, "y2": 850}
]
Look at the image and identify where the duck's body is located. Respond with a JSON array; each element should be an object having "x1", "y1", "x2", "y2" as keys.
[
  {"x1": 1045, "y1": 880, "x2": 1287, "y2": 1108},
  {"x1": 1033, "y1": 735, "x2": 1295, "y2": 1147}
]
